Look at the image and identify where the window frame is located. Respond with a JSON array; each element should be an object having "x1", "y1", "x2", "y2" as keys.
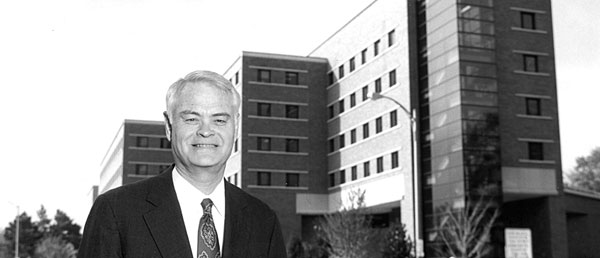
[
  {"x1": 257, "y1": 172, "x2": 271, "y2": 186},
  {"x1": 257, "y1": 69, "x2": 271, "y2": 83},
  {"x1": 286, "y1": 138, "x2": 300, "y2": 152},
  {"x1": 285, "y1": 71, "x2": 299, "y2": 85},
  {"x1": 528, "y1": 142, "x2": 544, "y2": 160},
  {"x1": 526, "y1": 98, "x2": 541, "y2": 116},
  {"x1": 286, "y1": 173, "x2": 300, "y2": 187},
  {"x1": 285, "y1": 105, "x2": 300, "y2": 119},
  {"x1": 257, "y1": 102, "x2": 272, "y2": 117},
  {"x1": 520, "y1": 12, "x2": 536, "y2": 30},
  {"x1": 257, "y1": 137, "x2": 271, "y2": 151}
]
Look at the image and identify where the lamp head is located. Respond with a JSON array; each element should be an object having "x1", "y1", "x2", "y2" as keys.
[{"x1": 368, "y1": 91, "x2": 384, "y2": 100}]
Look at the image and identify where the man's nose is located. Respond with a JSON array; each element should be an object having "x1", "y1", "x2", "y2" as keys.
[{"x1": 196, "y1": 122, "x2": 215, "y2": 137}]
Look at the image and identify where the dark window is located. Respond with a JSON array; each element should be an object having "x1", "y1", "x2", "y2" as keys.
[
  {"x1": 160, "y1": 138, "x2": 171, "y2": 149},
  {"x1": 257, "y1": 103, "x2": 271, "y2": 116},
  {"x1": 376, "y1": 117, "x2": 383, "y2": 133},
  {"x1": 234, "y1": 173, "x2": 238, "y2": 185},
  {"x1": 258, "y1": 69, "x2": 271, "y2": 83},
  {"x1": 285, "y1": 72, "x2": 299, "y2": 85},
  {"x1": 339, "y1": 65, "x2": 345, "y2": 79},
  {"x1": 328, "y1": 105, "x2": 334, "y2": 119},
  {"x1": 350, "y1": 93, "x2": 356, "y2": 108},
  {"x1": 136, "y1": 164, "x2": 148, "y2": 175},
  {"x1": 257, "y1": 172, "x2": 271, "y2": 186},
  {"x1": 234, "y1": 139, "x2": 238, "y2": 152},
  {"x1": 389, "y1": 69, "x2": 397, "y2": 87},
  {"x1": 339, "y1": 100, "x2": 345, "y2": 114},
  {"x1": 235, "y1": 72, "x2": 239, "y2": 84},
  {"x1": 340, "y1": 170, "x2": 346, "y2": 184},
  {"x1": 351, "y1": 166, "x2": 357, "y2": 181},
  {"x1": 137, "y1": 137, "x2": 149, "y2": 147},
  {"x1": 374, "y1": 40, "x2": 380, "y2": 56},
  {"x1": 523, "y1": 55, "x2": 538, "y2": 72},
  {"x1": 286, "y1": 105, "x2": 300, "y2": 119},
  {"x1": 361, "y1": 48, "x2": 368, "y2": 64},
  {"x1": 329, "y1": 173, "x2": 335, "y2": 187},
  {"x1": 362, "y1": 86, "x2": 369, "y2": 101},
  {"x1": 350, "y1": 129, "x2": 357, "y2": 144},
  {"x1": 390, "y1": 110, "x2": 398, "y2": 127},
  {"x1": 328, "y1": 72, "x2": 335, "y2": 85},
  {"x1": 364, "y1": 161, "x2": 370, "y2": 177},
  {"x1": 391, "y1": 151, "x2": 399, "y2": 168},
  {"x1": 528, "y1": 142, "x2": 544, "y2": 160},
  {"x1": 339, "y1": 134, "x2": 345, "y2": 149},
  {"x1": 363, "y1": 123, "x2": 370, "y2": 139},
  {"x1": 286, "y1": 173, "x2": 300, "y2": 187},
  {"x1": 375, "y1": 78, "x2": 382, "y2": 93},
  {"x1": 328, "y1": 139, "x2": 335, "y2": 153},
  {"x1": 388, "y1": 29, "x2": 396, "y2": 46},
  {"x1": 257, "y1": 137, "x2": 271, "y2": 151},
  {"x1": 377, "y1": 157, "x2": 384, "y2": 173},
  {"x1": 286, "y1": 139, "x2": 299, "y2": 152},
  {"x1": 349, "y1": 58, "x2": 356, "y2": 72},
  {"x1": 526, "y1": 98, "x2": 541, "y2": 116},
  {"x1": 520, "y1": 12, "x2": 535, "y2": 30}
]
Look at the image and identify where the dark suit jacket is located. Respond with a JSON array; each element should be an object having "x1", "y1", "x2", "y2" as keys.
[{"x1": 78, "y1": 168, "x2": 287, "y2": 258}]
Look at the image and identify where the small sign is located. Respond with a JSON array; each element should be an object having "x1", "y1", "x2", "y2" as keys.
[{"x1": 505, "y1": 228, "x2": 533, "y2": 258}]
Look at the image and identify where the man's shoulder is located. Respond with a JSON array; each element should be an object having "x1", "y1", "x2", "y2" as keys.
[
  {"x1": 225, "y1": 182, "x2": 276, "y2": 215},
  {"x1": 98, "y1": 172, "x2": 171, "y2": 202}
]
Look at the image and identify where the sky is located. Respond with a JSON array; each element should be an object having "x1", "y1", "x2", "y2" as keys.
[{"x1": 0, "y1": 0, "x2": 598, "y2": 227}]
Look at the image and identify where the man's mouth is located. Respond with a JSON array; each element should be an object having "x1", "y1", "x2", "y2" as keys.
[{"x1": 192, "y1": 144, "x2": 218, "y2": 148}]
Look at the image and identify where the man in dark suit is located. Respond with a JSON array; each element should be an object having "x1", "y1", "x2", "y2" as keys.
[{"x1": 79, "y1": 71, "x2": 287, "y2": 258}]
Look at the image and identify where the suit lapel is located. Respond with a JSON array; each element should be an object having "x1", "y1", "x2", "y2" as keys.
[
  {"x1": 222, "y1": 182, "x2": 249, "y2": 258},
  {"x1": 143, "y1": 169, "x2": 193, "y2": 258}
]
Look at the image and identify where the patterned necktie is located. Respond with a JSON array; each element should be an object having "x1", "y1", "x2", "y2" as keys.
[{"x1": 198, "y1": 198, "x2": 221, "y2": 258}]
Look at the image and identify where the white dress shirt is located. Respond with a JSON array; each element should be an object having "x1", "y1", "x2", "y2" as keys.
[{"x1": 172, "y1": 168, "x2": 225, "y2": 257}]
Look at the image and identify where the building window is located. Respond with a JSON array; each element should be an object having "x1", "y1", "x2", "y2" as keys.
[
  {"x1": 257, "y1": 103, "x2": 271, "y2": 116},
  {"x1": 340, "y1": 170, "x2": 346, "y2": 184},
  {"x1": 363, "y1": 123, "x2": 370, "y2": 139},
  {"x1": 136, "y1": 137, "x2": 149, "y2": 147},
  {"x1": 350, "y1": 129, "x2": 357, "y2": 144},
  {"x1": 391, "y1": 151, "x2": 399, "y2": 169},
  {"x1": 362, "y1": 86, "x2": 369, "y2": 101},
  {"x1": 388, "y1": 29, "x2": 396, "y2": 46},
  {"x1": 338, "y1": 99, "x2": 345, "y2": 114},
  {"x1": 234, "y1": 173, "x2": 238, "y2": 186},
  {"x1": 528, "y1": 142, "x2": 544, "y2": 160},
  {"x1": 257, "y1": 172, "x2": 271, "y2": 186},
  {"x1": 160, "y1": 138, "x2": 171, "y2": 149},
  {"x1": 389, "y1": 69, "x2": 397, "y2": 87},
  {"x1": 235, "y1": 72, "x2": 239, "y2": 84},
  {"x1": 339, "y1": 65, "x2": 345, "y2": 79},
  {"x1": 258, "y1": 69, "x2": 271, "y2": 83},
  {"x1": 328, "y1": 139, "x2": 335, "y2": 153},
  {"x1": 526, "y1": 98, "x2": 541, "y2": 116},
  {"x1": 374, "y1": 40, "x2": 380, "y2": 56},
  {"x1": 390, "y1": 110, "x2": 398, "y2": 127},
  {"x1": 136, "y1": 164, "x2": 148, "y2": 175},
  {"x1": 375, "y1": 78, "x2": 382, "y2": 93},
  {"x1": 285, "y1": 72, "x2": 299, "y2": 85},
  {"x1": 257, "y1": 137, "x2": 271, "y2": 151},
  {"x1": 364, "y1": 161, "x2": 370, "y2": 177},
  {"x1": 376, "y1": 117, "x2": 383, "y2": 133},
  {"x1": 350, "y1": 93, "x2": 356, "y2": 108},
  {"x1": 351, "y1": 166, "x2": 357, "y2": 181},
  {"x1": 286, "y1": 139, "x2": 299, "y2": 152},
  {"x1": 523, "y1": 54, "x2": 539, "y2": 72},
  {"x1": 328, "y1": 105, "x2": 334, "y2": 119},
  {"x1": 520, "y1": 12, "x2": 535, "y2": 30},
  {"x1": 328, "y1": 72, "x2": 335, "y2": 85},
  {"x1": 339, "y1": 134, "x2": 345, "y2": 149},
  {"x1": 329, "y1": 173, "x2": 335, "y2": 187},
  {"x1": 286, "y1": 173, "x2": 300, "y2": 187},
  {"x1": 286, "y1": 105, "x2": 299, "y2": 119},
  {"x1": 377, "y1": 157, "x2": 384, "y2": 173},
  {"x1": 234, "y1": 139, "x2": 239, "y2": 152},
  {"x1": 349, "y1": 57, "x2": 356, "y2": 72}
]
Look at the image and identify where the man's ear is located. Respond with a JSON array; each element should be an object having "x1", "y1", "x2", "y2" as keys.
[{"x1": 163, "y1": 111, "x2": 172, "y2": 141}]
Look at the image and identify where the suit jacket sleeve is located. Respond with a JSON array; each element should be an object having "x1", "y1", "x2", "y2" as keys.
[
  {"x1": 78, "y1": 194, "x2": 122, "y2": 258},
  {"x1": 268, "y1": 215, "x2": 287, "y2": 258}
]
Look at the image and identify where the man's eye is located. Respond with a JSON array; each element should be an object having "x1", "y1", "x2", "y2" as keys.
[
  {"x1": 215, "y1": 119, "x2": 227, "y2": 125},
  {"x1": 184, "y1": 117, "x2": 199, "y2": 122}
]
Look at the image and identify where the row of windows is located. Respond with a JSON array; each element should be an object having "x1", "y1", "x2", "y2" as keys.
[
  {"x1": 256, "y1": 137, "x2": 301, "y2": 153},
  {"x1": 328, "y1": 110, "x2": 399, "y2": 153},
  {"x1": 329, "y1": 151, "x2": 400, "y2": 187},
  {"x1": 135, "y1": 136, "x2": 171, "y2": 149},
  {"x1": 328, "y1": 29, "x2": 397, "y2": 85},
  {"x1": 257, "y1": 69, "x2": 300, "y2": 85},
  {"x1": 328, "y1": 69, "x2": 397, "y2": 119},
  {"x1": 256, "y1": 172, "x2": 301, "y2": 187},
  {"x1": 226, "y1": 173, "x2": 239, "y2": 186},
  {"x1": 256, "y1": 103, "x2": 301, "y2": 119},
  {"x1": 229, "y1": 71, "x2": 240, "y2": 85}
]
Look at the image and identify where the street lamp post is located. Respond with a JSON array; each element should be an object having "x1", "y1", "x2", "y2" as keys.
[{"x1": 368, "y1": 92, "x2": 422, "y2": 257}]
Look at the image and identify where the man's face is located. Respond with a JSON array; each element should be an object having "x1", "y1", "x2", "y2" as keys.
[{"x1": 167, "y1": 82, "x2": 238, "y2": 174}]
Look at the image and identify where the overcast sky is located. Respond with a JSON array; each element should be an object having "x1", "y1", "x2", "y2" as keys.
[{"x1": 0, "y1": 0, "x2": 598, "y2": 227}]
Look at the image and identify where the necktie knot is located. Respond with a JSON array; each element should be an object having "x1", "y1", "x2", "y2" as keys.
[{"x1": 201, "y1": 198, "x2": 214, "y2": 215}]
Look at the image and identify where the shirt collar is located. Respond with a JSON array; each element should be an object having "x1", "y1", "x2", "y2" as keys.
[{"x1": 172, "y1": 167, "x2": 225, "y2": 217}]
